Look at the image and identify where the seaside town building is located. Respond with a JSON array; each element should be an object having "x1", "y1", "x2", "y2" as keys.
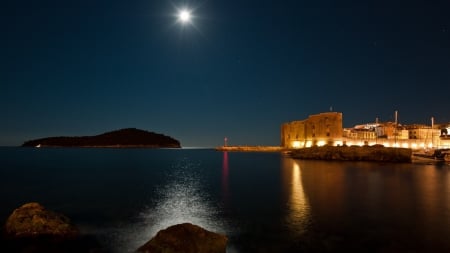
[
  {"x1": 281, "y1": 112, "x2": 450, "y2": 149},
  {"x1": 281, "y1": 112, "x2": 343, "y2": 149}
]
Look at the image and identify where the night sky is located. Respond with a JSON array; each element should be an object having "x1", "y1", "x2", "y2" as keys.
[{"x1": 2, "y1": 0, "x2": 450, "y2": 147}]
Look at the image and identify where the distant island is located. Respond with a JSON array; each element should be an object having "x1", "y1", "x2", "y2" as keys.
[{"x1": 21, "y1": 128, "x2": 181, "y2": 148}]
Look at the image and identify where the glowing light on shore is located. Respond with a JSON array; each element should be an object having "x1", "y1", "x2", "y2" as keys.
[
  {"x1": 305, "y1": 141, "x2": 312, "y2": 148},
  {"x1": 317, "y1": 140, "x2": 326, "y2": 147},
  {"x1": 334, "y1": 140, "x2": 343, "y2": 146},
  {"x1": 292, "y1": 141, "x2": 301, "y2": 148}
]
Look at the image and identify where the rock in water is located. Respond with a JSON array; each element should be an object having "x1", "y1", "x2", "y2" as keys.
[
  {"x1": 137, "y1": 223, "x2": 228, "y2": 253},
  {"x1": 2, "y1": 202, "x2": 104, "y2": 253},
  {"x1": 5, "y1": 202, "x2": 79, "y2": 238}
]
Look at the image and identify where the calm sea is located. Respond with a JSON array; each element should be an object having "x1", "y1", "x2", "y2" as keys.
[{"x1": 1, "y1": 147, "x2": 450, "y2": 253}]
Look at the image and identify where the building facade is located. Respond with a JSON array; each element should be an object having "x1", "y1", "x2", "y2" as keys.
[
  {"x1": 281, "y1": 112, "x2": 343, "y2": 148},
  {"x1": 281, "y1": 112, "x2": 450, "y2": 149}
]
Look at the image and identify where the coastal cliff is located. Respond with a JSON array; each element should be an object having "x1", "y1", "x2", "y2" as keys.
[{"x1": 21, "y1": 128, "x2": 181, "y2": 148}]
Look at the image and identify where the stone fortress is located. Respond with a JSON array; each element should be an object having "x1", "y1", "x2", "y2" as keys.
[{"x1": 281, "y1": 112, "x2": 450, "y2": 150}]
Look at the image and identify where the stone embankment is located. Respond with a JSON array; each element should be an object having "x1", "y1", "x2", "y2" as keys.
[
  {"x1": 288, "y1": 146, "x2": 412, "y2": 163},
  {"x1": 215, "y1": 146, "x2": 284, "y2": 152}
]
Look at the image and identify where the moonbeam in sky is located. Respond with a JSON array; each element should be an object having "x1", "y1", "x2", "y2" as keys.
[
  {"x1": 173, "y1": 5, "x2": 204, "y2": 37},
  {"x1": 178, "y1": 9, "x2": 192, "y2": 24}
]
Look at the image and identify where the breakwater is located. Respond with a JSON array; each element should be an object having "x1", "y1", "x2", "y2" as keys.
[
  {"x1": 288, "y1": 146, "x2": 412, "y2": 163},
  {"x1": 215, "y1": 146, "x2": 284, "y2": 152}
]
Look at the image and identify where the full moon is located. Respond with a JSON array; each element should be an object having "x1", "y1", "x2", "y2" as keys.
[{"x1": 178, "y1": 9, "x2": 192, "y2": 24}]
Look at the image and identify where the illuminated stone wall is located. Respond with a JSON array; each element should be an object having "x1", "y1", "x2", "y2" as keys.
[
  {"x1": 282, "y1": 113, "x2": 450, "y2": 149},
  {"x1": 307, "y1": 112, "x2": 343, "y2": 140},
  {"x1": 281, "y1": 120, "x2": 306, "y2": 148},
  {"x1": 281, "y1": 112, "x2": 343, "y2": 148}
]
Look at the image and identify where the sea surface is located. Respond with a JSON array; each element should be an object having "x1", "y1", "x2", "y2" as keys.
[{"x1": 1, "y1": 147, "x2": 450, "y2": 252}]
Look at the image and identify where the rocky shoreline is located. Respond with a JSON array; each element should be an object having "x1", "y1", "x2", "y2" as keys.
[
  {"x1": 1, "y1": 203, "x2": 227, "y2": 253},
  {"x1": 216, "y1": 145, "x2": 413, "y2": 163},
  {"x1": 288, "y1": 146, "x2": 412, "y2": 163}
]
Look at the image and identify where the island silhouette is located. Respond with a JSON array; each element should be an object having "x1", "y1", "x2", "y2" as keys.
[{"x1": 21, "y1": 128, "x2": 181, "y2": 148}]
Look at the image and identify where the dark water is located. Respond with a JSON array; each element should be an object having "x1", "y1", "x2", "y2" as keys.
[{"x1": 1, "y1": 147, "x2": 450, "y2": 252}]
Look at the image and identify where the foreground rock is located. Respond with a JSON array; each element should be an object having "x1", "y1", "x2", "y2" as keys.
[
  {"x1": 137, "y1": 223, "x2": 227, "y2": 253},
  {"x1": 5, "y1": 202, "x2": 79, "y2": 238},
  {"x1": 2, "y1": 202, "x2": 103, "y2": 253}
]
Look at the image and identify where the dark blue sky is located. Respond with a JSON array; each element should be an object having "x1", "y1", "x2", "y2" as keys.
[{"x1": 2, "y1": 0, "x2": 450, "y2": 147}]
